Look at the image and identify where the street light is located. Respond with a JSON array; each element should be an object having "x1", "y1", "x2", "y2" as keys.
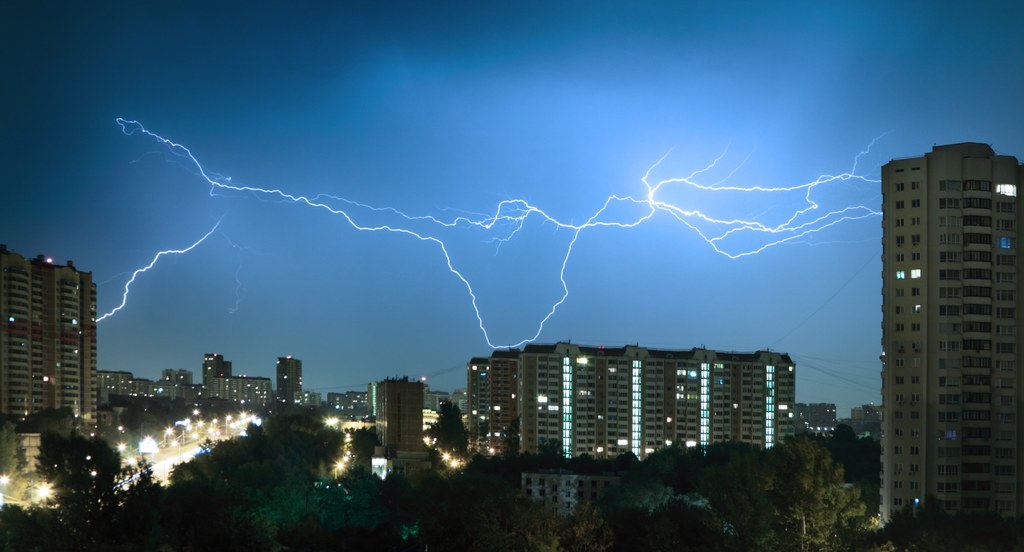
[
  {"x1": 0, "y1": 475, "x2": 9, "y2": 508},
  {"x1": 35, "y1": 483, "x2": 52, "y2": 502}
]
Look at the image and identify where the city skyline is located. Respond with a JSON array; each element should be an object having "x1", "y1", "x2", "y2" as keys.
[{"x1": 4, "y1": 2, "x2": 1024, "y2": 415}]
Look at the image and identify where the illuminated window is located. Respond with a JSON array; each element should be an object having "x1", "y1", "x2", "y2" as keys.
[
  {"x1": 562, "y1": 357, "x2": 573, "y2": 458},
  {"x1": 765, "y1": 365, "x2": 776, "y2": 449},
  {"x1": 896, "y1": 271, "x2": 906, "y2": 280},
  {"x1": 631, "y1": 360, "x2": 642, "y2": 458},
  {"x1": 997, "y1": 184, "x2": 1017, "y2": 197},
  {"x1": 911, "y1": 269, "x2": 921, "y2": 279},
  {"x1": 700, "y1": 362, "x2": 710, "y2": 449}
]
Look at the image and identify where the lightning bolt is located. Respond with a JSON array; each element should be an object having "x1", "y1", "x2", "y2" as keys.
[
  {"x1": 96, "y1": 219, "x2": 222, "y2": 322},
  {"x1": 105, "y1": 118, "x2": 881, "y2": 348}
]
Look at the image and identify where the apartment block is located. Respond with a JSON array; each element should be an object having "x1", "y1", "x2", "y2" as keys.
[
  {"x1": 881, "y1": 143, "x2": 1024, "y2": 520},
  {"x1": 474, "y1": 342, "x2": 794, "y2": 460},
  {"x1": 0, "y1": 246, "x2": 97, "y2": 420},
  {"x1": 466, "y1": 349, "x2": 520, "y2": 454}
]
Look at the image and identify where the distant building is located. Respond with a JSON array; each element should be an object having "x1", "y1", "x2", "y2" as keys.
[
  {"x1": 851, "y1": 403, "x2": 881, "y2": 422},
  {"x1": 199, "y1": 354, "x2": 271, "y2": 406},
  {"x1": 368, "y1": 382, "x2": 379, "y2": 418},
  {"x1": 0, "y1": 246, "x2": 97, "y2": 421},
  {"x1": 162, "y1": 369, "x2": 193, "y2": 386},
  {"x1": 844, "y1": 403, "x2": 881, "y2": 440},
  {"x1": 466, "y1": 349, "x2": 520, "y2": 455},
  {"x1": 98, "y1": 368, "x2": 203, "y2": 403},
  {"x1": 298, "y1": 390, "x2": 321, "y2": 407},
  {"x1": 450, "y1": 388, "x2": 468, "y2": 413},
  {"x1": 423, "y1": 408, "x2": 438, "y2": 434},
  {"x1": 511, "y1": 342, "x2": 795, "y2": 460},
  {"x1": 522, "y1": 471, "x2": 621, "y2": 515},
  {"x1": 276, "y1": 356, "x2": 302, "y2": 404},
  {"x1": 202, "y1": 354, "x2": 232, "y2": 387},
  {"x1": 161, "y1": 369, "x2": 201, "y2": 401},
  {"x1": 423, "y1": 385, "x2": 451, "y2": 412},
  {"x1": 327, "y1": 391, "x2": 369, "y2": 418},
  {"x1": 374, "y1": 377, "x2": 425, "y2": 454},
  {"x1": 794, "y1": 403, "x2": 837, "y2": 434},
  {"x1": 207, "y1": 373, "x2": 273, "y2": 407},
  {"x1": 98, "y1": 370, "x2": 134, "y2": 405}
]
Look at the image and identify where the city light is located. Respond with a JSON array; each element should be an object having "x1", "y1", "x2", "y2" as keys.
[
  {"x1": 139, "y1": 436, "x2": 159, "y2": 455},
  {"x1": 35, "y1": 483, "x2": 52, "y2": 502}
]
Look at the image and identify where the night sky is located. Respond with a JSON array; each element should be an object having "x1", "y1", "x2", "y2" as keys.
[{"x1": 3, "y1": 2, "x2": 1023, "y2": 414}]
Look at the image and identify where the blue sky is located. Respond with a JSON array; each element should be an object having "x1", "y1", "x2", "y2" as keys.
[{"x1": 3, "y1": 2, "x2": 1023, "y2": 414}]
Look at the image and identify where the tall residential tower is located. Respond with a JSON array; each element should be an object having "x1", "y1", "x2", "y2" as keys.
[
  {"x1": 276, "y1": 356, "x2": 302, "y2": 404},
  {"x1": 881, "y1": 143, "x2": 1024, "y2": 520},
  {"x1": 0, "y1": 246, "x2": 97, "y2": 421}
]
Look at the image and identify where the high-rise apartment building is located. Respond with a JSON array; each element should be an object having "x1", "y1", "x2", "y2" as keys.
[
  {"x1": 466, "y1": 349, "x2": 520, "y2": 454},
  {"x1": 880, "y1": 143, "x2": 1024, "y2": 520},
  {"x1": 0, "y1": 246, "x2": 97, "y2": 421},
  {"x1": 488, "y1": 342, "x2": 794, "y2": 460},
  {"x1": 202, "y1": 353, "x2": 231, "y2": 387},
  {"x1": 374, "y1": 377, "x2": 424, "y2": 454},
  {"x1": 275, "y1": 356, "x2": 302, "y2": 404}
]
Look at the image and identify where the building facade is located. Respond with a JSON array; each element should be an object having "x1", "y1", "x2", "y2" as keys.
[
  {"x1": 795, "y1": 402, "x2": 838, "y2": 434},
  {"x1": 327, "y1": 391, "x2": 369, "y2": 418},
  {"x1": 202, "y1": 353, "x2": 231, "y2": 387},
  {"x1": 881, "y1": 143, "x2": 1024, "y2": 520},
  {"x1": 0, "y1": 246, "x2": 97, "y2": 421},
  {"x1": 522, "y1": 470, "x2": 621, "y2": 515},
  {"x1": 488, "y1": 342, "x2": 794, "y2": 460},
  {"x1": 206, "y1": 373, "x2": 273, "y2": 406},
  {"x1": 466, "y1": 350, "x2": 520, "y2": 454},
  {"x1": 275, "y1": 356, "x2": 302, "y2": 404},
  {"x1": 374, "y1": 377, "x2": 425, "y2": 454}
]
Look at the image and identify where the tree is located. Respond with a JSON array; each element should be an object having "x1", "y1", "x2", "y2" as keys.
[
  {"x1": 812, "y1": 424, "x2": 882, "y2": 516},
  {"x1": 0, "y1": 420, "x2": 25, "y2": 476},
  {"x1": 34, "y1": 431, "x2": 161, "y2": 549},
  {"x1": 428, "y1": 401, "x2": 469, "y2": 456},
  {"x1": 16, "y1": 407, "x2": 74, "y2": 437},
  {"x1": 562, "y1": 501, "x2": 613, "y2": 552},
  {"x1": 766, "y1": 436, "x2": 868, "y2": 552},
  {"x1": 503, "y1": 416, "x2": 521, "y2": 456},
  {"x1": 348, "y1": 426, "x2": 379, "y2": 470},
  {"x1": 700, "y1": 445, "x2": 774, "y2": 551}
]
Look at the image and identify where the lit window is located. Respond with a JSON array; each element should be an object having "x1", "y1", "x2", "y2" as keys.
[
  {"x1": 911, "y1": 269, "x2": 921, "y2": 279},
  {"x1": 896, "y1": 270, "x2": 906, "y2": 280},
  {"x1": 997, "y1": 184, "x2": 1017, "y2": 197}
]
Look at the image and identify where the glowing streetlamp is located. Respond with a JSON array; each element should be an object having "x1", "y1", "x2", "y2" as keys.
[
  {"x1": 35, "y1": 483, "x2": 52, "y2": 502},
  {"x1": 0, "y1": 475, "x2": 9, "y2": 509}
]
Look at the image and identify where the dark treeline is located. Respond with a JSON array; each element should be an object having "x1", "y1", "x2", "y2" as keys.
[{"x1": 1, "y1": 412, "x2": 1023, "y2": 551}]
